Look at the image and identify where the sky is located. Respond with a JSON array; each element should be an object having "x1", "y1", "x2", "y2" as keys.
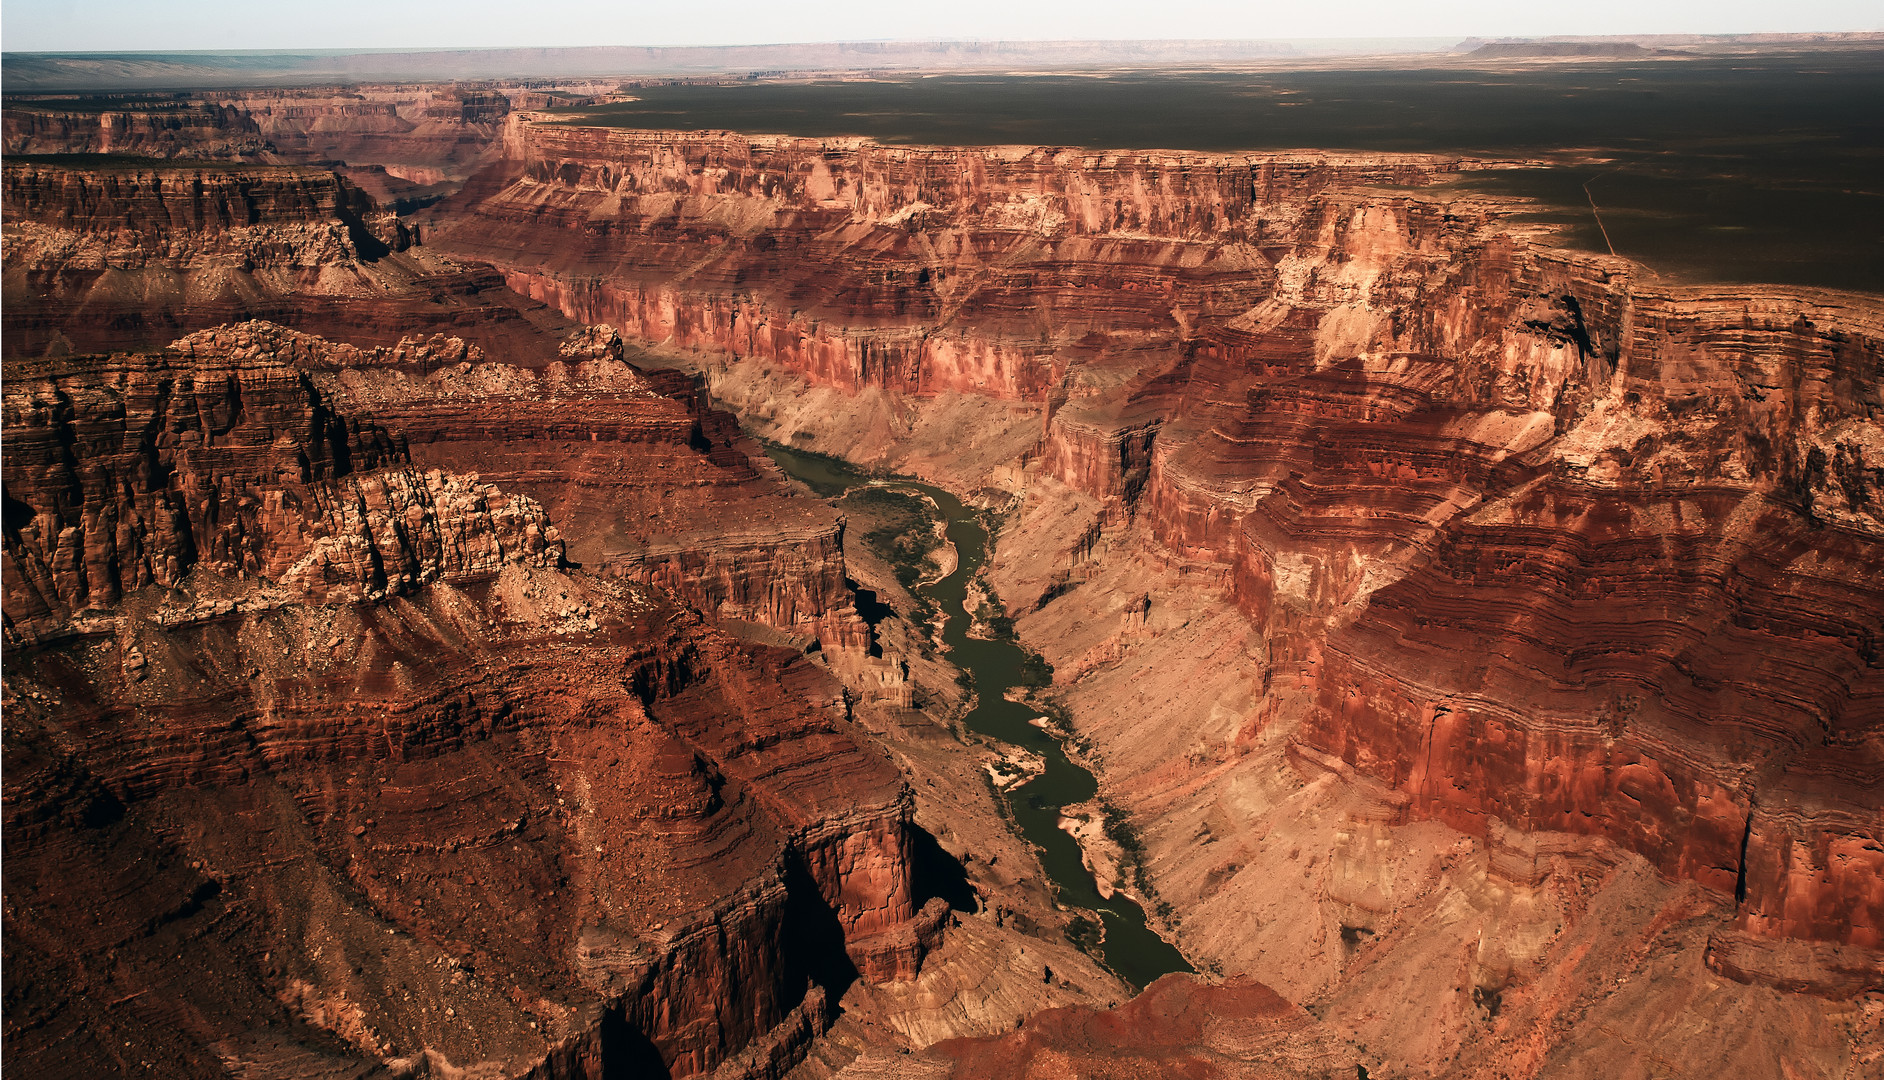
[{"x1": 3, "y1": 0, "x2": 1879, "y2": 53}]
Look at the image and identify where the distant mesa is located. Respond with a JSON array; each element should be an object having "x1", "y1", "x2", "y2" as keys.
[
  {"x1": 0, "y1": 39, "x2": 1313, "y2": 92},
  {"x1": 7, "y1": 34, "x2": 1879, "y2": 92},
  {"x1": 1467, "y1": 40, "x2": 1669, "y2": 58}
]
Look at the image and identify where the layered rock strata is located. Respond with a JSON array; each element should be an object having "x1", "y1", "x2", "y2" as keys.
[
  {"x1": 434, "y1": 126, "x2": 1459, "y2": 403},
  {"x1": 1, "y1": 330, "x2": 945, "y2": 1078},
  {"x1": 443, "y1": 124, "x2": 1884, "y2": 1001},
  {"x1": 3, "y1": 116, "x2": 1140, "y2": 1078},
  {"x1": 988, "y1": 498, "x2": 1882, "y2": 1077},
  {"x1": 1, "y1": 335, "x2": 548, "y2": 643},
  {"x1": 10, "y1": 99, "x2": 1880, "y2": 1076},
  {"x1": 1048, "y1": 251, "x2": 1884, "y2": 993},
  {"x1": 0, "y1": 84, "x2": 564, "y2": 180},
  {"x1": 0, "y1": 158, "x2": 578, "y2": 359},
  {"x1": 1, "y1": 98, "x2": 273, "y2": 160},
  {"x1": 152, "y1": 320, "x2": 867, "y2": 648}
]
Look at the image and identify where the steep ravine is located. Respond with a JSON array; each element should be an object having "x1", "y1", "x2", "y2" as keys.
[
  {"x1": 0, "y1": 329, "x2": 929, "y2": 1080},
  {"x1": 2, "y1": 321, "x2": 1143, "y2": 1079},
  {"x1": 761, "y1": 444, "x2": 1192, "y2": 992},
  {"x1": 8, "y1": 98, "x2": 1882, "y2": 1076},
  {"x1": 2, "y1": 145, "x2": 1148, "y2": 1077},
  {"x1": 456, "y1": 121, "x2": 1884, "y2": 1078}
]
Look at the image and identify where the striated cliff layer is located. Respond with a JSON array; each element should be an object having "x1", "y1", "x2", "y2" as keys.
[
  {"x1": 435, "y1": 125, "x2": 1459, "y2": 401},
  {"x1": 2, "y1": 155, "x2": 414, "y2": 252},
  {"x1": 2, "y1": 333, "x2": 546, "y2": 643},
  {"x1": 0, "y1": 157, "x2": 586, "y2": 360},
  {"x1": 221, "y1": 86, "x2": 517, "y2": 181},
  {"x1": 9, "y1": 101, "x2": 1880, "y2": 1076},
  {"x1": 1, "y1": 99, "x2": 274, "y2": 160},
  {"x1": 0, "y1": 325, "x2": 960, "y2": 1078},
  {"x1": 442, "y1": 125, "x2": 1884, "y2": 1003},
  {"x1": 1043, "y1": 230, "x2": 1884, "y2": 991},
  {"x1": 1, "y1": 85, "x2": 543, "y2": 180},
  {"x1": 0, "y1": 114, "x2": 1138, "y2": 1080},
  {"x1": 154, "y1": 320, "x2": 867, "y2": 647}
]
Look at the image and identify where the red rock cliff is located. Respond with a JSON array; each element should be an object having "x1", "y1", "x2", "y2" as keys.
[
  {"x1": 3, "y1": 85, "x2": 519, "y2": 180},
  {"x1": 434, "y1": 125, "x2": 1460, "y2": 400},
  {"x1": 442, "y1": 124, "x2": 1884, "y2": 994},
  {"x1": 0, "y1": 158, "x2": 587, "y2": 360},
  {"x1": 2, "y1": 99, "x2": 271, "y2": 159},
  {"x1": 2, "y1": 326, "x2": 939, "y2": 1078},
  {"x1": 162, "y1": 320, "x2": 865, "y2": 645}
]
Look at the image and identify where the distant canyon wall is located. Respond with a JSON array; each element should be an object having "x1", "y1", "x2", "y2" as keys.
[
  {"x1": 0, "y1": 156, "x2": 579, "y2": 361},
  {"x1": 443, "y1": 125, "x2": 1460, "y2": 401},
  {"x1": 439, "y1": 124, "x2": 1884, "y2": 990},
  {"x1": 2, "y1": 85, "x2": 532, "y2": 176}
]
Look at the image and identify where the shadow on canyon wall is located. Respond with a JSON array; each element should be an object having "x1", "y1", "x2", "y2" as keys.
[{"x1": 553, "y1": 51, "x2": 1884, "y2": 293}]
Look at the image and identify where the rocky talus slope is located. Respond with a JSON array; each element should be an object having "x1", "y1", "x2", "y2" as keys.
[
  {"x1": 2, "y1": 313, "x2": 1125, "y2": 1077},
  {"x1": 8, "y1": 96, "x2": 1881, "y2": 1078},
  {"x1": 435, "y1": 123, "x2": 1884, "y2": 1076}
]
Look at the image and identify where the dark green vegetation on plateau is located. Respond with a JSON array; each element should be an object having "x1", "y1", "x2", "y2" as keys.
[{"x1": 557, "y1": 52, "x2": 1884, "y2": 293}]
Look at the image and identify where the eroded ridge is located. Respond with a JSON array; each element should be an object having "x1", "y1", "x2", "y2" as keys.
[
  {"x1": 7, "y1": 87, "x2": 1883, "y2": 1078},
  {"x1": 0, "y1": 156, "x2": 574, "y2": 361},
  {"x1": 2, "y1": 325, "x2": 946, "y2": 1078},
  {"x1": 443, "y1": 123, "x2": 1884, "y2": 1002}
]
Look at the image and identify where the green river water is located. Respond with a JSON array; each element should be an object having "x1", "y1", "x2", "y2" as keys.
[{"x1": 764, "y1": 444, "x2": 1193, "y2": 991}]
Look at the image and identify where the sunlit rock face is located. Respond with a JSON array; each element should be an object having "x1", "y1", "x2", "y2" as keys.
[
  {"x1": 1130, "y1": 252, "x2": 1884, "y2": 983},
  {"x1": 441, "y1": 123, "x2": 1883, "y2": 996},
  {"x1": 1, "y1": 318, "x2": 939, "y2": 1078},
  {"x1": 5, "y1": 92, "x2": 1881, "y2": 1079},
  {"x1": 434, "y1": 126, "x2": 1461, "y2": 401},
  {"x1": 0, "y1": 157, "x2": 576, "y2": 361}
]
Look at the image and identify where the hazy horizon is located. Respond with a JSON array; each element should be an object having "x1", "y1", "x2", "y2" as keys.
[{"x1": 4, "y1": 0, "x2": 1879, "y2": 54}]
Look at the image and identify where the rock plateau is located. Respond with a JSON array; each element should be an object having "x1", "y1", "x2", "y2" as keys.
[{"x1": 6, "y1": 84, "x2": 1882, "y2": 1080}]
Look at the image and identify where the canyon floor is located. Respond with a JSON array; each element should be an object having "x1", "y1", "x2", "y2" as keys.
[{"x1": 4, "y1": 49, "x2": 1883, "y2": 1079}]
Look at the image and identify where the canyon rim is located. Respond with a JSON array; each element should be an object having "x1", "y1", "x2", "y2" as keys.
[{"x1": 3, "y1": 31, "x2": 1882, "y2": 1080}]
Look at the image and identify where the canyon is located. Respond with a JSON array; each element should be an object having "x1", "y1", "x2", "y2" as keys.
[{"x1": 4, "y1": 72, "x2": 1881, "y2": 1079}]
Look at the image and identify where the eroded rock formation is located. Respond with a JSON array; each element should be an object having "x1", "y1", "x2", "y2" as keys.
[
  {"x1": 1037, "y1": 239, "x2": 1884, "y2": 992},
  {"x1": 436, "y1": 126, "x2": 1457, "y2": 403},
  {"x1": 2, "y1": 84, "x2": 546, "y2": 178},
  {"x1": 429, "y1": 119, "x2": 1884, "y2": 1071},
  {"x1": 9, "y1": 92, "x2": 1882, "y2": 1079},
  {"x1": 0, "y1": 157, "x2": 593, "y2": 360},
  {"x1": 1, "y1": 337, "x2": 552, "y2": 641},
  {"x1": 2, "y1": 98, "x2": 273, "y2": 160},
  {"x1": 0, "y1": 323, "x2": 966, "y2": 1077}
]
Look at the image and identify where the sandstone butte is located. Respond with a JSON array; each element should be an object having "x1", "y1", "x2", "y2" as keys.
[{"x1": 2, "y1": 85, "x2": 1880, "y2": 1080}]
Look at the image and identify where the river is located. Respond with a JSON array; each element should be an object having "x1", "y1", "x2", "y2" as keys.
[{"x1": 764, "y1": 444, "x2": 1193, "y2": 991}]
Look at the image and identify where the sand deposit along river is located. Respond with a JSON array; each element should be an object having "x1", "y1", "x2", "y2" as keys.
[{"x1": 766, "y1": 445, "x2": 1193, "y2": 990}]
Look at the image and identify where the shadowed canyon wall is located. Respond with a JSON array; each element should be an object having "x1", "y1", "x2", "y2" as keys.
[
  {"x1": 7, "y1": 99, "x2": 1881, "y2": 1079},
  {"x1": 2, "y1": 310, "x2": 945, "y2": 1076},
  {"x1": 435, "y1": 124, "x2": 1884, "y2": 1000},
  {"x1": 2, "y1": 85, "x2": 546, "y2": 179}
]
